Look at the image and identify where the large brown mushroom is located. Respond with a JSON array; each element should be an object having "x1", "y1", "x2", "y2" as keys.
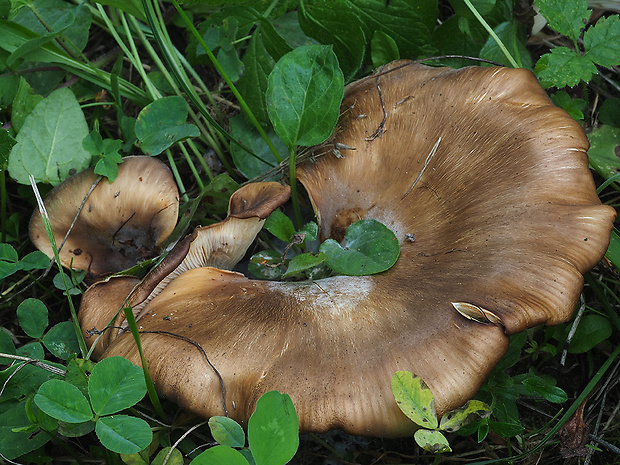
[
  {"x1": 77, "y1": 62, "x2": 614, "y2": 436},
  {"x1": 30, "y1": 156, "x2": 179, "y2": 280}
]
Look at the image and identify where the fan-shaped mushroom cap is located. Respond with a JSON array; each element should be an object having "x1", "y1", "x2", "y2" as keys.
[
  {"x1": 85, "y1": 62, "x2": 615, "y2": 436},
  {"x1": 29, "y1": 156, "x2": 179, "y2": 280},
  {"x1": 79, "y1": 182, "x2": 291, "y2": 359}
]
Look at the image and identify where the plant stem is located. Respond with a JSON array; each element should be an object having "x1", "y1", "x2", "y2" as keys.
[
  {"x1": 462, "y1": 0, "x2": 519, "y2": 68},
  {"x1": 289, "y1": 146, "x2": 303, "y2": 229}
]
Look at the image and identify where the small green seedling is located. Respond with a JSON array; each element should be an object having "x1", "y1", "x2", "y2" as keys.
[
  {"x1": 392, "y1": 371, "x2": 491, "y2": 453},
  {"x1": 191, "y1": 390, "x2": 299, "y2": 465}
]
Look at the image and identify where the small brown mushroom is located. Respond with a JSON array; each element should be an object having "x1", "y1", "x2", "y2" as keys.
[
  {"x1": 79, "y1": 181, "x2": 291, "y2": 358},
  {"x1": 77, "y1": 62, "x2": 614, "y2": 436},
  {"x1": 29, "y1": 156, "x2": 179, "y2": 280}
]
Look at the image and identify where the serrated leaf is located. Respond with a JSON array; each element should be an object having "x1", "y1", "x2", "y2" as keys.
[
  {"x1": 135, "y1": 96, "x2": 200, "y2": 155},
  {"x1": 42, "y1": 321, "x2": 80, "y2": 360},
  {"x1": 584, "y1": 15, "x2": 620, "y2": 67},
  {"x1": 267, "y1": 44, "x2": 344, "y2": 147},
  {"x1": 536, "y1": 0, "x2": 588, "y2": 44},
  {"x1": 208, "y1": 416, "x2": 245, "y2": 448},
  {"x1": 587, "y1": 125, "x2": 620, "y2": 180},
  {"x1": 8, "y1": 87, "x2": 91, "y2": 185},
  {"x1": 95, "y1": 415, "x2": 152, "y2": 455},
  {"x1": 248, "y1": 391, "x2": 299, "y2": 465},
  {"x1": 439, "y1": 400, "x2": 492, "y2": 433},
  {"x1": 16, "y1": 298, "x2": 48, "y2": 339},
  {"x1": 298, "y1": 0, "x2": 365, "y2": 81},
  {"x1": 320, "y1": 219, "x2": 400, "y2": 276},
  {"x1": 190, "y1": 445, "x2": 249, "y2": 465},
  {"x1": 536, "y1": 47, "x2": 597, "y2": 87},
  {"x1": 391, "y1": 371, "x2": 438, "y2": 429},
  {"x1": 34, "y1": 379, "x2": 93, "y2": 423},
  {"x1": 283, "y1": 252, "x2": 328, "y2": 278},
  {"x1": 414, "y1": 429, "x2": 451, "y2": 453},
  {"x1": 88, "y1": 357, "x2": 146, "y2": 416}
]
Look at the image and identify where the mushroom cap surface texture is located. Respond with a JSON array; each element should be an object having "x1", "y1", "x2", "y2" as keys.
[
  {"x1": 85, "y1": 62, "x2": 615, "y2": 437},
  {"x1": 29, "y1": 156, "x2": 179, "y2": 280}
]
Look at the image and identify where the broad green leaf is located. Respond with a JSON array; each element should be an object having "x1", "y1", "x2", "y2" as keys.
[
  {"x1": 0, "y1": 243, "x2": 17, "y2": 262},
  {"x1": 8, "y1": 87, "x2": 91, "y2": 185},
  {"x1": 237, "y1": 31, "x2": 274, "y2": 127},
  {"x1": 264, "y1": 209, "x2": 296, "y2": 242},
  {"x1": 391, "y1": 371, "x2": 438, "y2": 429},
  {"x1": 190, "y1": 445, "x2": 249, "y2": 465},
  {"x1": 536, "y1": 0, "x2": 588, "y2": 44},
  {"x1": 414, "y1": 429, "x2": 451, "y2": 453},
  {"x1": 283, "y1": 252, "x2": 328, "y2": 278},
  {"x1": 371, "y1": 30, "x2": 400, "y2": 68},
  {"x1": 520, "y1": 372, "x2": 568, "y2": 403},
  {"x1": 16, "y1": 298, "x2": 48, "y2": 339},
  {"x1": 599, "y1": 98, "x2": 620, "y2": 127},
  {"x1": 0, "y1": 401, "x2": 52, "y2": 460},
  {"x1": 259, "y1": 18, "x2": 293, "y2": 62},
  {"x1": 151, "y1": 446, "x2": 184, "y2": 465},
  {"x1": 91, "y1": 0, "x2": 146, "y2": 21},
  {"x1": 536, "y1": 47, "x2": 597, "y2": 88},
  {"x1": 488, "y1": 420, "x2": 524, "y2": 438},
  {"x1": 568, "y1": 314, "x2": 613, "y2": 353},
  {"x1": 34, "y1": 379, "x2": 93, "y2": 423},
  {"x1": 345, "y1": 0, "x2": 436, "y2": 58},
  {"x1": 13, "y1": 0, "x2": 91, "y2": 53},
  {"x1": 249, "y1": 249, "x2": 284, "y2": 280},
  {"x1": 57, "y1": 420, "x2": 95, "y2": 438},
  {"x1": 584, "y1": 15, "x2": 620, "y2": 67},
  {"x1": 135, "y1": 96, "x2": 200, "y2": 155},
  {"x1": 229, "y1": 115, "x2": 283, "y2": 180},
  {"x1": 298, "y1": 0, "x2": 365, "y2": 81},
  {"x1": 17, "y1": 341, "x2": 44, "y2": 359},
  {"x1": 248, "y1": 391, "x2": 299, "y2": 465},
  {"x1": 88, "y1": 356, "x2": 147, "y2": 416},
  {"x1": 0, "y1": 259, "x2": 20, "y2": 279},
  {"x1": 42, "y1": 322, "x2": 80, "y2": 360},
  {"x1": 0, "y1": 330, "x2": 16, "y2": 363},
  {"x1": 208, "y1": 416, "x2": 245, "y2": 448},
  {"x1": 479, "y1": 21, "x2": 532, "y2": 69},
  {"x1": 19, "y1": 250, "x2": 50, "y2": 270},
  {"x1": 431, "y1": 16, "x2": 482, "y2": 68},
  {"x1": 439, "y1": 400, "x2": 492, "y2": 433},
  {"x1": 300, "y1": 221, "x2": 318, "y2": 242},
  {"x1": 587, "y1": 125, "x2": 620, "y2": 180},
  {"x1": 550, "y1": 91, "x2": 585, "y2": 120},
  {"x1": 95, "y1": 415, "x2": 153, "y2": 455},
  {"x1": 320, "y1": 219, "x2": 400, "y2": 276},
  {"x1": 11, "y1": 78, "x2": 43, "y2": 133},
  {"x1": 605, "y1": 229, "x2": 620, "y2": 270},
  {"x1": 449, "y1": 0, "x2": 496, "y2": 18},
  {"x1": 266, "y1": 45, "x2": 344, "y2": 147},
  {"x1": 0, "y1": 360, "x2": 60, "y2": 400}
]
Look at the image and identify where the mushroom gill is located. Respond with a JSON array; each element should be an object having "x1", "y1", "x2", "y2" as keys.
[{"x1": 81, "y1": 62, "x2": 615, "y2": 437}]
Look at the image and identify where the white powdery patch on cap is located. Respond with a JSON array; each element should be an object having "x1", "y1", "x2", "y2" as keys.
[{"x1": 269, "y1": 275, "x2": 375, "y2": 317}]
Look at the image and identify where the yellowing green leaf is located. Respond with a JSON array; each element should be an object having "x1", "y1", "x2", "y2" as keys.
[
  {"x1": 439, "y1": 400, "x2": 492, "y2": 433},
  {"x1": 391, "y1": 371, "x2": 437, "y2": 429},
  {"x1": 414, "y1": 429, "x2": 451, "y2": 453}
]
